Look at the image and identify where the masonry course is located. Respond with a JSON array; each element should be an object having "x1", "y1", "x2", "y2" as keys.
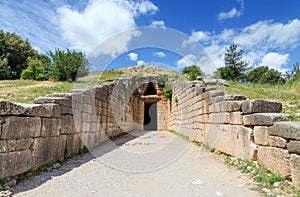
[{"x1": 0, "y1": 76, "x2": 299, "y2": 187}]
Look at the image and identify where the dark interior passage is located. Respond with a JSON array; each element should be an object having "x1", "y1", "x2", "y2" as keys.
[{"x1": 144, "y1": 103, "x2": 157, "y2": 131}]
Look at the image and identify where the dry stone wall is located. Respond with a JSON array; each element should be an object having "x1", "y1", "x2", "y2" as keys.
[
  {"x1": 0, "y1": 76, "x2": 148, "y2": 179},
  {"x1": 168, "y1": 79, "x2": 300, "y2": 186}
]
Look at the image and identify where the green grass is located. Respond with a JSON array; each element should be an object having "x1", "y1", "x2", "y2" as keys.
[
  {"x1": 98, "y1": 70, "x2": 125, "y2": 84},
  {"x1": 221, "y1": 81, "x2": 300, "y2": 121},
  {"x1": 0, "y1": 80, "x2": 73, "y2": 103}
]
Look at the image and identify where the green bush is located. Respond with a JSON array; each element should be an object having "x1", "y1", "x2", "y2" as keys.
[
  {"x1": 247, "y1": 66, "x2": 269, "y2": 83},
  {"x1": 258, "y1": 68, "x2": 286, "y2": 85},
  {"x1": 162, "y1": 86, "x2": 172, "y2": 99},
  {"x1": 182, "y1": 65, "x2": 204, "y2": 81},
  {"x1": 21, "y1": 59, "x2": 46, "y2": 81}
]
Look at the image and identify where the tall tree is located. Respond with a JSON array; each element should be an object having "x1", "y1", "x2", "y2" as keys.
[
  {"x1": 0, "y1": 30, "x2": 37, "y2": 79},
  {"x1": 46, "y1": 49, "x2": 89, "y2": 81},
  {"x1": 220, "y1": 44, "x2": 249, "y2": 80}
]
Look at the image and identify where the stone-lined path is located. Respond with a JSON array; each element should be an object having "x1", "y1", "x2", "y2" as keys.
[{"x1": 13, "y1": 131, "x2": 261, "y2": 196}]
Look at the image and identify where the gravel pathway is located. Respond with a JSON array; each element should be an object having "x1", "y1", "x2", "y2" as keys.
[{"x1": 12, "y1": 131, "x2": 262, "y2": 196}]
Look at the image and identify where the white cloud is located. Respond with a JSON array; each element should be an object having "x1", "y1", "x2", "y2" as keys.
[
  {"x1": 135, "y1": 1, "x2": 158, "y2": 14},
  {"x1": 260, "y1": 52, "x2": 289, "y2": 71},
  {"x1": 176, "y1": 54, "x2": 214, "y2": 74},
  {"x1": 182, "y1": 31, "x2": 211, "y2": 47},
  {"x1": 137, "y1": 60, "x2": 146, "y2": 65},
  {"x1": 128, "y1": 52, "x2": 138, "y2": 61},
  {"x1": 0, "y1": 1, "x2": 67, "y2": 52},
  {"x1": 57, "y1": 0, "x2": 158, "y2": 56},
  {"x1": 218, "y1": 8, "x2": 241, "y2": 20},
  {"x1": 183, "y1": 19, "x2": 300, "y2": 71},
  {"x1": 218, "y1": 0, "x2": 244, "y2": 20},
  {"x1": 177, "y1": 54, "x2": 195, "y2": 69},
  {"x1": 153, "y1": 51, "x2": 165, "y2": 57},
  {"x1": 149, "y1": 20, "x2": 166, "y2": 28}
]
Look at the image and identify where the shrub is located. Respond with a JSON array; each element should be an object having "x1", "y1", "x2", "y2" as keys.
[
  {"x1": 162, "y1": 86, "x2": 172, "y2": 99},
  {"x1": 21, "y1": 59, "x2": 45, "y2": 81},
  {"x1": 182, "y1": 65, "x2": 204, "y2": 81}
]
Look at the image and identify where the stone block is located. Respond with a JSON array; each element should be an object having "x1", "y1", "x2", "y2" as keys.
[
  {"x1": 208, "y1": 113, "x2": 230, "y2": 124},
  {"x1": 268, "y1": 136, "x2": 287, "y2": 148},
  {"x1": 0, "y1": 101, "x2": 61, "y2": 117},
  {"x1": 243, "y1": 113, "x2": 291, "y2": 126},
  {"x1": 0, "y1": 100, "x2": 26, "y2": 115},
  {"x1": 290, "y1": 154, "x2": 300, "y2": 186},
  {"x1": 199, "y1": 124, "x2": 257, "y2": 160},
  {"x1": 268, "y1": 122, "x2": 300, "y2": 140},
  {"x1": 230, "y1": 112, "x2": 243, "y2": 125},
  {"x1": 72, "y1": 93, "x2": 84, "y2": 104},
  {"x1": 287, "y1": 141, "x2": 300, "y2": 154},
  {"x1": 41, "y1": 118, "x2": 61, "y2": 137},
  {"x1": 61, "y1": 115, "x2": 76, "y2": 135},
  {"x1": 0, "y1": 150, "x2": 32, "y2": 179},
  {"x1": 65, "y1": 134, "x2": 82, "y2": 155},
  {"x1": 50, "y1": 93, "x2": 73, "y2": 98},
  {"x1": 0, "y1": 140, "x2": 16, "y2": 153},
  {"x1": 24, "y1": 104, "x2": 61, "y2": 117},
  {"x1": 224, "y1": 94, "x2": 247, "y2": 101},
  {"x1": 241, "y1": 100, "x2": 282, "y2": 114},
  {"x1": 61, "y1": 106, "x2": 73, "y2": 115},
  {"x1": 209, "y1": 101, "x2": 242, "y2": 113},
  {"x1": 34, "y1": 97, "x2": 72, "y2": 107},
  {"x1": 199, "y1": 115, "x2": 209, "y2": 123},
  {"x1": 199, "y1": 90, "x2": 224, "y2": 101},
  {"x1": 16, "y1": 138, "x2": 33, "y2": 151},
  {"x1": 1, "y1": 116, "x2": 41, "y2": 139},
  {"x1": 257, "y1": 146, "x2": 291, "y2": 178},
  {"x1": 253, "y1": 126, "x2": 269, "y2": 145},
  {"x1": 32, "y1": 136, "x2": 66, "y2": 169}
]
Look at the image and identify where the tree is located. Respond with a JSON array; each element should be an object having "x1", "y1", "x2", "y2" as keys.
[
  {"x1": 182, "y1": 65, "x2": 205, "y2": 81},
  {"x1": 0, "y1": 57, "x2": 11, "y2": 80},
  {"x1": 46, "y1": 49, "x2": 89, "y2": 81},
  {"x1": 0, "y1": 30, "x2": 37, "y2": 79},
  {"x1": 21, "y1": 59, "x2": 46, "y2": 81},
  {"x1": 247, "y1": 66, "x2": 269, "y2": 83},
  {"x1": 258, "y1": 68, "x2": 286, "y2": 85},
  {"x1": 215, "y1": 66, "x2": 235, "y2": 80},
  {"x1": 220, "y1": 44, "x2": 249, "y2": 80},
  {"x1": 285, "y1": 62, "x2": 300, "y2": 81}
]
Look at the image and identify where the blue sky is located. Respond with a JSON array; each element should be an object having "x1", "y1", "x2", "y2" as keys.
[{"x1": 1, "y1": 0, "x2": 300, "y2": 74}]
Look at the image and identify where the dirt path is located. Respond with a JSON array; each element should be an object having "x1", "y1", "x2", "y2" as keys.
[{"x1": 12, "y1": 131, "x2": 262, "y2": 196}]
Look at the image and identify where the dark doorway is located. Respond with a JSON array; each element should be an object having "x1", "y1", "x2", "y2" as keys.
[
  {"x1": 144, "y1": 82, "x2": 157, "y2": 95},
  {"x1": 144, "y1": 103, "x2": 157, "y2": 131}
]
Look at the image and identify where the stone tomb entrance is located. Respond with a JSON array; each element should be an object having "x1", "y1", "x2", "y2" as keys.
[{"x1": 136, "y1": 81, "x2": 167, "y2": 131}]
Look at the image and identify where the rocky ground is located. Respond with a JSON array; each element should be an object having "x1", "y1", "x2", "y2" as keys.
[{"x1": 6, "y1": 131, "x2": 263, "y2": 197}]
